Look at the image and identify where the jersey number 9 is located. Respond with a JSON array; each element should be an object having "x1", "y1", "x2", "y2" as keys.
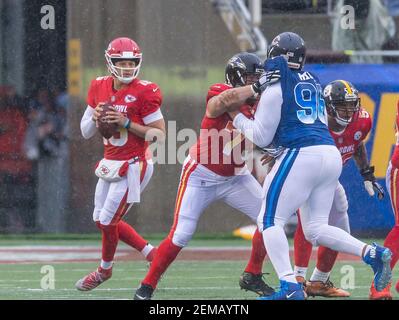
[{"x1": 294, "y1": 82, "x2": 327, "y2": 125}]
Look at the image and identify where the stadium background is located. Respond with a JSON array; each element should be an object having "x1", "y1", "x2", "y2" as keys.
[{"x1": 1, "y1": 0, "x2": 398, "y2": 236}]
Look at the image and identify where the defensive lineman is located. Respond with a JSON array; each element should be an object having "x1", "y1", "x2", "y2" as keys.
[{"x1": 230, "y1": 32, "x2": 392, "y2": 300}]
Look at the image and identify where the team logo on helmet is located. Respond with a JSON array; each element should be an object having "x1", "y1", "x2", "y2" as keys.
[
  {"x1": 271, "y1": 35, "x2": 280, "y2": 46},
  {"x1": 323, "y1": 84, "x2": 332, "y2": 97}
]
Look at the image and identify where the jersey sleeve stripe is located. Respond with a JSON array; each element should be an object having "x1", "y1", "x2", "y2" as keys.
[{"x1": 143, "y1": 109, "x2": 163, "y2": 125}]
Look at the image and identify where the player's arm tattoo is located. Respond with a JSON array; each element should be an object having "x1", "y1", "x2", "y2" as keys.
[
  {"x1": 353, "y1": 141, "x2": 369, "y2": 171},
  {"x1": 206, "y1": 86, "x2": 255, "y2": 118}
]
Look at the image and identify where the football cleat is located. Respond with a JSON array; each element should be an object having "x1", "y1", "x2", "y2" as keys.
[
  {"x1": 369, "y1": 281, "x2": 392, "y2": 300},
  {"x1": 257, "y1": 280, "x2": 305, "y2": 300},
  {"x1": 134, "y1": 283, "x2": 155, "y2": 300},
  {"x1": 239, "y1": 272, "x2": 275, "y2": 296},
  {"x1": 362, "y1": 243, "x2": 392, "y2": 292},
  {"x1": 75, "y1": 266, "x2": 112, "y2": 291},
  {"x1": 306, "y1": 279, "x2": 350, "y2": 298}
]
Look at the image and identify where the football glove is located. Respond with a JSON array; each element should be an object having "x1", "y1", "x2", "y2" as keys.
[
  {"x1": 251, "y1": 69, "x2": 281, "y2": 94},
  {"x1": 360, "y1": 166, "x2": 384, "y2": 200}
]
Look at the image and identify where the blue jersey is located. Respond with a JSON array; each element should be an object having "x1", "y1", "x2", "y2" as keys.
[{"x1": 265, "y1": 56, "x2": 334, "y2": 149}]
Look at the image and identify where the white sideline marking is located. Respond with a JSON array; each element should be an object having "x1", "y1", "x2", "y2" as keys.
[{"x1": 0, "y1": 245, "x2": 253, "y2": 263}]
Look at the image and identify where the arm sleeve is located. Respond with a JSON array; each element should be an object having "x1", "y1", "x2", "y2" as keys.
[
  {"x1": 80, "y1": 106, "x2": 97, "y2": 139},
  {"x1": 86, "y1": 80, "x2": 97, "y2": 108},
  {"x1": 233, "y1": 82, "x2": 283, "y2": 148}
]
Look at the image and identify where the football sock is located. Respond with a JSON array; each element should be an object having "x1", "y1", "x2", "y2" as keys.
[
  {"x1": 142, "y1": 237, "x2": 182, "y2": 289},
  {"x1": 294, "y1": 216, "x2": 313, "y2": 268},
  {"x1": 383, "y1": 225, "x2": 399, "y2": 269},
  {"x1": 310, "y1": 267, "x2": 330, "y2": 283},
  {"x1": 99, "y1": 223, "x2": 119, "y2": 263},
  {"x1": 100, "y1": 260, "x2": 113, "y2": 270},
  {"x1": 118, "y1": 220, "x2": 147, "y2": 251},
  {"x1": 141, "y1": 244, "x2": 156, "y2": 262},
  {"x1": 316, "y1": 246, "x2": 338, "y2": 273},
  {"x1": 262, "y1": 226, "x2": 294, "y2": 281},
  {"x1": 244, "y1": 229, "x2": 266, "y2": 275},
  {"x1": 294, "y1": 266, "x2": 308, "y2": 279},
  {"x1": 308, "y1": 224, "x2": 366, "y2": 257}
]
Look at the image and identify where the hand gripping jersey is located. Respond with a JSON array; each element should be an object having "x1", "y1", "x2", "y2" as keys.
[
  {"x1": 265, "y1": 56, "x2": 334, "y2": 149},
  {"x1": 189, "y1": 83, "x2": 255, "y2": 176},
  {"x1": 86, "y1": 76, "x2": 162, "y2": 161},
  {"x1": 330, "y1": 108, "x2": 372, "y2": 165},
  {"x1": 391, "y1": 100, "x2": 399, "y2": 168}
]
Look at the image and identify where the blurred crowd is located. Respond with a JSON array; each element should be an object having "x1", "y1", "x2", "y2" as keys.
[{"x1": 0, "y1": 86, "x2": 68, "y2": 233}]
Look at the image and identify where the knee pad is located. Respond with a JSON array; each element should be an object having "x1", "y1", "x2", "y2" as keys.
[{"x1": 170, "y1": 214, "x2": 197, "y2": 248}]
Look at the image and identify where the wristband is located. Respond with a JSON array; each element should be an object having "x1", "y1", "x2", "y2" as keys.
[{"x1": 124, "y1": 118, "x2": 131, "y2": 129}]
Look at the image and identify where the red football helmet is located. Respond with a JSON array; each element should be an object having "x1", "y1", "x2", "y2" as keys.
[{"x1": 105, "y1": 37, "x2": 142, "y2": 84}]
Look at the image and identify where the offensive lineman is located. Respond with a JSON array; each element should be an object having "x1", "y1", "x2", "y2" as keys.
[
  {"x1": 76, "y1": 37, "x2": 165, "y2": 291},
  {"x1": 134, "y1": 52, "x2": 275, "y2": 300}
]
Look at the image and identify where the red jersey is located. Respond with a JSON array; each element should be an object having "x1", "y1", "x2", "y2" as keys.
[
  {"x1": 189, "y1": 83, "x2": 255, "y2": 176},
  {"x1": 86, "y1": 76, "x2": 162, "y2": 160},
  {"x1": 391, "y1": 101, "x2": 399, "y2": 168},
  {"x1": 329, "y1": 108, "x2": 372, "y2": 165}
]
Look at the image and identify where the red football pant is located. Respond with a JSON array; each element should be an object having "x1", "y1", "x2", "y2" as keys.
[
  {"x1": 384, "y1": 225, "x2": 399, "y2": 270},
  {"x1": 142, "y1": 237, "x2": 182, "y2": 289},
  {"x1": 294, "y1": 213, "x2": 338, "y2": 273},
  {"x1": 244, "y1": 229, "x2": 267, "y2": 275},
  {"x1": 387, "y1": 164, "x2": 399, "y2": 270}
]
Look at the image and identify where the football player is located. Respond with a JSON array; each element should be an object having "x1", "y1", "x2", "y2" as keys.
[
  {"x1": 76, "y1": 37, "x2": 165, "y2": 291},
  {"x1": 378, "y1": 99, "x2": 399, "y2": 299},
  {"x1": 293, "y1": 80, "x2": 386, "y2": 298},
  {"x1": 230, "y1": 32, "x2": 392, "y2": 300},
  {"x1": 134, "y1": 52, "x2": 276, "y2": 300}
]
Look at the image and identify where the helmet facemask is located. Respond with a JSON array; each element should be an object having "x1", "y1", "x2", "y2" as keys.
[
  {"x1": 105, "y1": 54, "x2": 142, "y2": 84},
  {"x1": 327, "y1": 98, "x2": 360, "y2": 126}
]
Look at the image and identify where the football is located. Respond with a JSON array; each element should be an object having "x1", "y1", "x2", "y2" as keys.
[{"x1": 98, "y1": 103, "x2": 118, "y2": 139}]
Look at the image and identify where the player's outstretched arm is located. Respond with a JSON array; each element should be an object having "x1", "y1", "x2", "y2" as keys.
[
  {"x1": 354, "y1": 141, "x2": 384, "y2": 200},
  {"x1": 206, "y1": 86, "x2": 255, "y2": 118},
  {"x1": 232, "y1": 83, "x2": 282, "y2": 148}
]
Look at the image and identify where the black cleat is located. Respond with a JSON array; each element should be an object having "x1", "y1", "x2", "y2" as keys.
[
  {"x1": 239, "y1": 272, "x2": 275, "y2": 296},
  {"x1": 134, "y1": 284, "x2": 155, "y2": 300}
]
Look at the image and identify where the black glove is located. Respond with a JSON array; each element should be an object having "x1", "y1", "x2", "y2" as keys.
[
  {"x1": 360, "y1": 166, "x2": 385, "y2": 200},
  {"x1": 251, "y1": 69, "x2": 281, "y2": 94}
]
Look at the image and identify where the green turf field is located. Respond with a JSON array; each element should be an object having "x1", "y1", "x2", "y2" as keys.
[{"x1": 0, "y1": 237, "x2": 397, "y2": 300}]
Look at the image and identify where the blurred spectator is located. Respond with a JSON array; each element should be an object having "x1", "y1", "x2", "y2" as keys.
[
  {"x1": 24, "y1": 88, "x2": 67, "y2": 160},
  {"x1": 0, "y1": 86, "x2": 35, "y2": 233},
  {"x1": 332, "y1": 0, "x2": 396, "y2": 63},
  {"x1": 23, "y1": 88, "x2": 69, "y2": 233}
]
